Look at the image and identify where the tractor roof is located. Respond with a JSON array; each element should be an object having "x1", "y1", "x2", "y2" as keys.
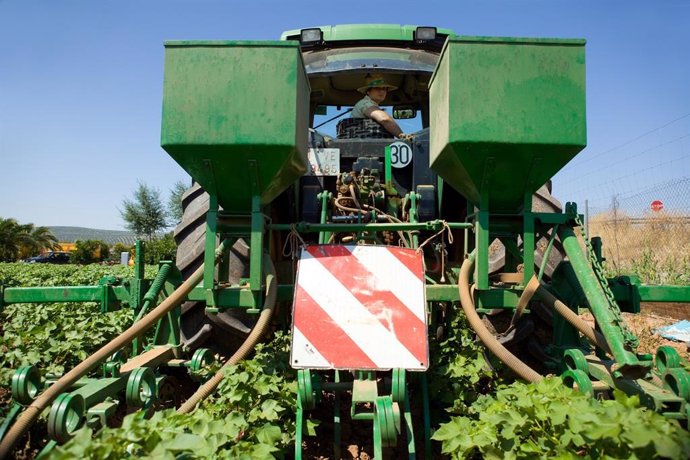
[
  {"x1": 280, "y1": 24, "x2": 455, "y2": 46},
  {"x1": 281, "y1": 25, "x2": 456, "y2": 107}
]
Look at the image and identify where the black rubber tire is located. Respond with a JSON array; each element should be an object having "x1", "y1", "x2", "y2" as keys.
[
  {"x1": 488, "y1": 184, "x2": 565, "y2": 279},
  {"x1": 174, "y1": 183, "x2": 255, "y2": 353}
]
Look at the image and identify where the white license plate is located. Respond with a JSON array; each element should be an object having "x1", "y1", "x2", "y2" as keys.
[{"x1": 307, "y1": 148, "x2": 340, "y2": 176}]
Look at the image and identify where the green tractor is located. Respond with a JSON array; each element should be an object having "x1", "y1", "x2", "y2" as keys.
[{"x1": 1, "y1": 24, "x2": 689, "y2": 459}]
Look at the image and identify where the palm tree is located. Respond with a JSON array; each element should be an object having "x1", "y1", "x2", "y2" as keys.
[
  {"x1": 23, "y1": 226, "x2": 61, "y2": 257},
  {"x1": 0, "y1": 218, "x2": 30, "y2": 261},
  {"x1": 0, "y1": 218, "x2": 60, "y2": 261}
]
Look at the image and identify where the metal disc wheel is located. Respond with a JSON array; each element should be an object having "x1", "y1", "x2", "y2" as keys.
[{"x1": 173, "y1": 183, "x2": 256, "y2": 354}]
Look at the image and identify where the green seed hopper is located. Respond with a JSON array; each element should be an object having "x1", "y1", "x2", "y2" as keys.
[
  {"x1": 161, "y1": 40, "x2": 310, "y2": 213},
  {"x1": 429, "y1": 36, "x2": 586, "y2": 212}
]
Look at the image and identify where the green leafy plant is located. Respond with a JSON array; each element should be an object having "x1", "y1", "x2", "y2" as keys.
[
  {"x1": 432, "y1": 377, "x2": 690, "y2": 459},
  {"x1": 428, "y1": 307, "x2": 498, "y2": 414},
  {"x1": 0, "y1": 263, "x2": 157, "y2": 388},
  {"x1": 72, "y1": 239, "x2": 110, "y2": 264},
  {"x1": 50, "y1": 332, "x2": 296, "y2": 459},
  {"x1": 144, "y1": 233, "x2": 177, "y2": 264}
]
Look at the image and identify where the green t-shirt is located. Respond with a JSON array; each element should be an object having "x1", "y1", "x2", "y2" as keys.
[{"x1": 351, "y1": 95, "x2": 378, "y2": 118}]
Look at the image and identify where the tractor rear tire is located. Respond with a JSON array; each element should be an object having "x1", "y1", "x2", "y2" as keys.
[
  {"x1": 174, "y1": 183, "x2": 255, "y2": 354},
  {"x1": 488, "y1": 184, "x2": 565, "y2": 278}
]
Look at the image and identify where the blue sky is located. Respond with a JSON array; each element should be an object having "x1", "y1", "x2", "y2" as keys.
[{"x1": 1, "y1": 0, "x2": 688, "y2": 230}]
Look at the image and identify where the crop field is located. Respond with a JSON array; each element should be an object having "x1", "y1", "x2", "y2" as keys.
[{"x1": 2, "y1": 262, "x2": 689, "y2": 459}]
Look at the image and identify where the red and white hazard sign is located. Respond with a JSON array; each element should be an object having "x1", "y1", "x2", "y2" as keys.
[{"x1": 290, "y1": 245, "x2": 428, "y2": 371}]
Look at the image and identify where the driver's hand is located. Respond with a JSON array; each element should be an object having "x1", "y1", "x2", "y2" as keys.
[{"x1": 397, "y1": 133, "x2": 414, "y2": 142}]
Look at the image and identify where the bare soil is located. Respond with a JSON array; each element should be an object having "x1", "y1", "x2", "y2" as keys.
[{"x1": 580, "y1": 308, "x2": 689, "y2": 360}]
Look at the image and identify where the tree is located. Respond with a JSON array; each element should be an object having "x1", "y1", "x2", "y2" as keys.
[
  {"x1": 146, "y1": 232, "x2": 177, "y2": 264},
  {"x1": 167, "y1": 180, "x2": 189, "y2": 225},
  {"x1": 120, "y1": 181, "x2": 168, "y2": 241},
  {"x1": 72, "y1": 240, "x2": 109, "y2": 264},
  {"x1": 22, "y1": 225, "x2": 61, "y2": 257},
  {"x1": 0, "y1": 218, "x2": 60, "y2": 261}
]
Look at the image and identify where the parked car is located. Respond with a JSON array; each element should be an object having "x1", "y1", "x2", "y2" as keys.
[{"x1": 24, "y1": 251, "x2": 72, "y2": 264}]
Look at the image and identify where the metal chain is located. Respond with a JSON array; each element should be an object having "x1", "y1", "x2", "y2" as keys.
[{"x1": 573, "y1": 213, "x2": 639, "y2": 349}]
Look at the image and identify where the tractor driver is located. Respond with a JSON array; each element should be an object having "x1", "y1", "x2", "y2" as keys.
[{"x1": 352, "y1": 73, "x2": 413, "y2": 141}]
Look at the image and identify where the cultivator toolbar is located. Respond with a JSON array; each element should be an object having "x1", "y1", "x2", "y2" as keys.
[{"x1": 2, "y1": 24, "x2": 690, "y2": 458}]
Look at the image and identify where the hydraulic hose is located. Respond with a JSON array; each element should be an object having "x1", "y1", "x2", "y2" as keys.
[
  {"x1": 0, "y1": 240, "x2": 230, "y2": 459},
  {"x1": 178, "y1": 254, "x2": 277, "y2": 414},
  {"x1": 536, "y1": 284, "x2": 612, "y2": 356},
  {"x1": 458, "y1": 253, "x2": 543, "y2": 383}
]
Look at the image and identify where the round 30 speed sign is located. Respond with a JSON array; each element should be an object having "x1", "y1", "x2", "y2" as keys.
[{"x1": 388, "y1": 141, "x2": 413, "y2": 168}]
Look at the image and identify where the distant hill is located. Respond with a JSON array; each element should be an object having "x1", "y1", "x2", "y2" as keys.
[{"x1": 49, "y1": 226, "x2": 138, "y2": 245}]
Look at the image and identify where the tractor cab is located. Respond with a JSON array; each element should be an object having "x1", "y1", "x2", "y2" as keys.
[{"x1": 281, "y1": 25, "x2": 453, "y2": 225}]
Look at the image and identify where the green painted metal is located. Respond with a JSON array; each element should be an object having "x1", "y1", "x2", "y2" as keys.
[
  {"x1": 188, "y1": 286, "x2": 258, "y2": 307},
  {"x1": 249, "y1": 192, "x2": 265, "y2": 305},
  {"x1": 297, "y1": 370, "x2": 319, "y2": 410},
  {"x1": 351, "y1": 378, "x2": 378, "y2": 421},
  {"x1": 475, "y1": 209, "x2": 490, "y2": 289},
  {"x1": 429, "y1": 37, "x2": 586, "y2": 211},
  {"x1": 203, "y1": 193, "x2": 220, "y2": 306},
  {"x1": 559, "y1": 225, "x2": 648, "y2": 377},
  {"x1": 133, "y1": 262, "x2": 173, "y2": 352},
  {"x1": 333, "y1": 371, "x2": 341, "y2": 460},
  {"x1": 638, "y1": 285, "x2": 690, "y2": 303},
  {"x1": 317, "y1": 191, "x2": 332, "y2": 244},
  {"x1": 280, "y1": 24, "x2": 456, "y2": 42},
  {"x1": 561, "y1": 369, "x2": 593, "y2": 395},
  {"x1": 270, "y1": 220, "x2": 473, "y2": 233},
  {"x1": 126, "y1": 368, "x2": 157, "y2": 408},
  {"x1": 2, "y1": 286, "x2": 128, "y2": 305},
  {"x1": 47, "y1": 393, "x2": 85, "y2": 443},
  {"x1": 476, "y1": 289, "x2": 522, "y2": 309},
  {"x1": 0, "y1": 404, "x2": 21, "y2": 442},
  {"x1": 294, "y1": 398, "x2": 304, "y2": 460},
  {"x1": 11, "y1": 365, "x2": 41, "y2": 405},
  {"x1": 85, "y1": 400, "x2": 118, "y2": 430},
  {"x1": 656, "y1": 346, "x2": 681, "y2": 374},
  {"x1": 663, "y1": 368, "x2": 690, "y2": 402},
  {"x1": 161, "y1": 41, "x2": 310, "y2": 213},
  {"x1": 72, "y1": 377, "x2": 125, "y2": 409},
  {"x1": 563, "y1": 349, "x2": 589, "y2": 373},
  {"x1": 586, "y1": 360, "x2": 686, "y2": 417},
  {"x1": 522, "y1": 206, "x2": 536, "y2": 284},
  {"x1": 189, "y1": 348, "x2": 214, "y2": 374}
]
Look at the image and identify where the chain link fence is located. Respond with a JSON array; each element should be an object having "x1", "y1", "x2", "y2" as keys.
[{"x1": 585, "y1": 177, "x2": 690, "y2": 284}]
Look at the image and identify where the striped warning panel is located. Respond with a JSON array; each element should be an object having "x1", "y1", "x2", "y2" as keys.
[{"x1": 290, "y1": 245, "x2": 428, "y2": 371}]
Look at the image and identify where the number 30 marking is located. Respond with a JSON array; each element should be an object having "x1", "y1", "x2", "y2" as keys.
[{"x1": 389, "y1": 142, "x2": 412, "y2": 168}]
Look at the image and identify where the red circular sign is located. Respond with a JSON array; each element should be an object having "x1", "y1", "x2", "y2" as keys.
[{"x1": 651, "y1": 200, "x2": 664, "y2": 212}]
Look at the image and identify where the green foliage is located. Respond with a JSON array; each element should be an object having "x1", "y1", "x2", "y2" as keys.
[
  {"x1": 120, "y1": 181, "x2": 168, "y2": 241},
  {"x1": 0, "y1": 217, "x2": 60, "y2": 261},
  {"x1": 110, "y1": 242, "x2": 133, "y2": 261},
  {"x1": 145, "y1": 233, "x2": 177, "y2": 264},
  {"x1": 432, "y1": 377, "x2": 690, "y2": 459},
  {"x1": 167, "y1": 180, "x2": 189, "y2": 225},
  {"x1": 428, "y1": 307, "x2": 498, "y2": 413},
  {"x1": 608, "y1": 248, "x2": 690, "y2": 286},
  {"x1": 51, "y1": 332, "x2": 296, "y2": 459},
  {"x1": 0, "y1": 263, "x2": 143, "y2": 388},
  {"x1": 72, "y1": 239, "x2": 110, "y2": 264}
]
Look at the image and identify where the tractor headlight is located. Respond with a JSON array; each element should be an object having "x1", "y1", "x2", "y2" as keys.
[
  {"x1": 300, "y1": 28, "x2": 323, "y2": 45},
  {"x1": 414, "y1": 27, "x2": 437, "y2": 42}
]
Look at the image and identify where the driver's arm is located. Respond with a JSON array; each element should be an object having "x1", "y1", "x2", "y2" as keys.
[{"x1": 364, "y1": 107, "x2": 404, "y2": 137}]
